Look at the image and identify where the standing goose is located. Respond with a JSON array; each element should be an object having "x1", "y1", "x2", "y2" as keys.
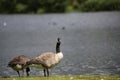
[
  {"x1": 8, "y1": 55, "x2": 30, "y2": 77},
  {"x1": 26, "y1": 38, "x2": 63, "y2": 77}
]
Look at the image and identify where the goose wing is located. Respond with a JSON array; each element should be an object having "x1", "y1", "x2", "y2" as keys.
[
  {"x1": 30, "y1": 52, "x2": 56, "y2": 67},
  {"x1": 8, "y1": 55, "x2": 30, "y2": 66}
]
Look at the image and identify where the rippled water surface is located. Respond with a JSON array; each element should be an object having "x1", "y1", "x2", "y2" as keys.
[{"x1": 0, "y1": 12, "x2": 120, "y2": 77}]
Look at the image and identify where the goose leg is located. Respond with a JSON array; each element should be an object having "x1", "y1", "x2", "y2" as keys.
[
  {"x1": 46, "y1": 69, "x2": 49, "y2": 77},
  {"x1": 43, "y1": 69, "x2": 46, "y2": 77},
  {"x1": 26, "y1": 67, "x2": 30, "y2": 76},
  {"x1": 17, "y1": 71, "x2": 20, "y2": 77}
]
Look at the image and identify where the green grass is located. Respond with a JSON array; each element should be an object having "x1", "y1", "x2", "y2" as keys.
[{"x1": 0, "y1": 75, "x2": 120, "y2": 80}]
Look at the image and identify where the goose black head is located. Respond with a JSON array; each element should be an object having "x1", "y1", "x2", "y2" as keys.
[
  {"x1": 56, "y1": 37, "x2": 61, "y2": 53},
  {"x1": 57, "y1": 37, "x2": 60, "y2": 42}
]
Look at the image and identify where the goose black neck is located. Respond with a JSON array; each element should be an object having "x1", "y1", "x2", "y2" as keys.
[{"x1": 56, "y1": 38, "x2": 61, "y2": 53}]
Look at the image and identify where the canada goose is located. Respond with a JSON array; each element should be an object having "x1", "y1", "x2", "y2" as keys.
[
  {"x1": 8, "y1": 55, "x2": 30, "y2": 77},
  {"x1": 26, "y1": 38, "x2": 63, "y2": 77}
]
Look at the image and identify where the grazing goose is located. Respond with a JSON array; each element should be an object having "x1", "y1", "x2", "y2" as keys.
[
  {"x1": 8, "y1": 55, "x2": 30, "y2": 77},
  {"x1": 26, "y1": 38, "x2": 63, "y2": 77}
]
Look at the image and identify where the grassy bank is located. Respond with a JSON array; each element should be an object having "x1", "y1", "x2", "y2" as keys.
[
  {"x1": 0, "y1": 75, "x2": 120, "y2": 80},
  {"x1": 0, "y1": 0, "x2": 120, "y2": 14},
  {"x1": 79, "y1": 0, "x2": 120, "y2": 12}
]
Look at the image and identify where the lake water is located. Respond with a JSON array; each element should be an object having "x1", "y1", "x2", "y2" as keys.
[{"x1": 0, "y1": 12, "x2": 120, "y2": 77}]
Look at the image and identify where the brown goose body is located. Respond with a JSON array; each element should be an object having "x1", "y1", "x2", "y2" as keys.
[
  {"x1": 28, "y1": 52, "x2": 63, "y2": 68},
  {"x1": 8, "y1": 55, "x2": 30, "y2": 77},
  {"x1": 26, "y1": 38, "x2": 63, "y2": 77}
]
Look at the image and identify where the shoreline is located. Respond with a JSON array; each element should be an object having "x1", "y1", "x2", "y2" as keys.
[{"x1": 1, "y1": 75, "x2": 120, "y2": 80}]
